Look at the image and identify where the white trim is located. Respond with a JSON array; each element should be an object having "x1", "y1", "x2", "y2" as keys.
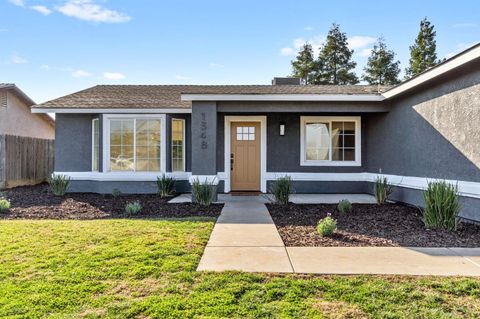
[
  {"x1": 32, "y1": 108, "x2": 191, "y2": 114},
  {"x1": 182, "y1": 94, "x2": 384, "y2": 102},
  {"x1": 54, "y1": 171, "x2": 191, "y2": 181},
  {"x1": 171, "y1": 118, "x2": 186, "y2": 172},
  {"x1": 383, "y1": 43, "x2": 480, "y2": 99},
  {"x1": 91, "y1": 118, "x2": 99, "y2": 172},
  {"x1": 189, "y1": 175, "x2": 219, "y2": 185},
  {"x1": 224, "y1": 116, "x2": 267, "y2": 193},
  {"x1": 300, "y1": 116, "x2": 361, "y2": 167},
  {"x1": 102, "y1": 114, "x2": 167, "y2": 174},
  {"x1": 261, "y1": 172, "x2": 480, "y2": 199}
]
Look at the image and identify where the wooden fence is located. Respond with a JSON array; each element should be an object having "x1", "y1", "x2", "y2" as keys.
[{"x1": 0, "y1": 134, "x2": 54, "y2": 189}]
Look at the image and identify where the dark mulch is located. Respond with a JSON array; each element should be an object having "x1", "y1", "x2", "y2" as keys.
[
  {"x1": 1, "y1": 184, "x2": 222, "y2": 220},
  {"x1": 267, "y1": 203, "x2": 480, "y2": 247}
]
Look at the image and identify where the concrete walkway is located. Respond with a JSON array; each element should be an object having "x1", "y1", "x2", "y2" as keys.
[
  {"x1": 196, "y1": 196, "x2": 480, "y2": 276},
  {"x1": 197, "y1": 196, "x2": 293, "y2": 273}
]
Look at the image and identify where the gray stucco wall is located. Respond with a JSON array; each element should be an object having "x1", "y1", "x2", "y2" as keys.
[
  {"x1": 191, "y1": 102, "x2": 217, "y2": 175},
  {"x1": 55, "y1": 114, "x2": 95, "y2": 172}
]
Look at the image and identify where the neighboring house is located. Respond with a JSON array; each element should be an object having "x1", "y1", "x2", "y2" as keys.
[
  {"x1": 0, "y1": 84, "x2": 55, "y2": 188},
  {"x1": 33, "y1": 44, "x2": 480, "y2": 221}
]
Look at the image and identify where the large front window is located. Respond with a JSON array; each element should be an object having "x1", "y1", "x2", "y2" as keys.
[
  {"x1": 108, "y1": 116, "x2": 164, "y2": 172},
  {"x1": 300, "y1": 116, "x2": 361, "y2": 166}
]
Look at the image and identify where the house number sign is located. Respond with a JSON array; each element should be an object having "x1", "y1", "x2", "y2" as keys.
[{"x1": 200, "y1": 112, "x2": 208, "y2": 150}]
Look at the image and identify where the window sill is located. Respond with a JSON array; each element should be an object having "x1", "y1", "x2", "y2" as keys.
[{"x1": 300, "y1": 161, "x2": 362, "y2": 167}]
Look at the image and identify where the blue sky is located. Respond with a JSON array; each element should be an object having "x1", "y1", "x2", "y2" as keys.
[{"x1": 1, "y1": 0, "x2": 479, "y2": 103}]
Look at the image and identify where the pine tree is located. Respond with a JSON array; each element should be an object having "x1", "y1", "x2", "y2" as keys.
[
  {"x1": 291, "y1": 43, "x2": 316, "y2": 84},
  {"x1": 405, "y1": 17, "x2": 439, "y2": 78},
  {"x1": 362, "y1": 37, "x2": 401, "y2": 85},
  {"x1": 312, "y1": 23, "x2": 358, "y2": 85}
]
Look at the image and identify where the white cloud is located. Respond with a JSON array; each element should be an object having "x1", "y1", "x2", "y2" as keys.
[
  {"x1": 358, "y1": 48, "x2": 373, "y2": 57},
  {"x1": 348, "y1": 36, "x2": 376, "y2": 50},
  {"x1": 40, "y1": 64, "x2": 51, "y2": 70},
  {"x1": 280, "y1": 47, "x2": 295, "y2": 56},
  {"x1": 56, "y1": 0, "x2": 131, "y2": 23},
  {"x1": 304, "y1": 26, "x2": 314, "y2": 31},
  {"x1": 11, "y1": 55, "x2": 28, "y2": 64},
  {"x1": 103, "y1": 72, "x2": 126, "y2": 80},
  {"x1": 445, "y1": 42, "x2": 476, "y2": 59},
  {"x1": 175, "y1": 75, "x2": 191, "y2": 80},
  {"x1": 30, "y1": 5, "x2": 52, "y2": 15},
  {"x1": 9, "y1": 0, "x2": 25, "y2": 7},
  {"x1": 72, "y1": 69, "x2": 92, "y2": 78},
  {"x1": 453, "y1": 23, "x2": 477, "y2": 28},
  {"x1": 209, "y1": 62, "x2": 224, "y2": 68}
]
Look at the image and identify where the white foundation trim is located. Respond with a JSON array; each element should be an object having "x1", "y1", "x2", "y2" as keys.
[
  {"x1": 32, "y1": 108, "x2": 192, "y2": 114},
  {"x1": 53, "y1": 171, "x2": 191, "y2": 181},
  {"x1": 262, "y1": 172, "x2": 480, "y2": 199},
  {"x1": 189, "y1": 175, "x2": 219, "y2": 185},
  {"x1": 224, "y1": 115, "x2": 267, "y2": 193},
  {"x1": 182, "y1": 94, "x2": 384, "y2": 102}
]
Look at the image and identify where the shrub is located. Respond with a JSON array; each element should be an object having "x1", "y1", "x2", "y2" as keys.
[
  {"x1": 191, "y1": 178, "x2": 216, "y2": 206},
  {"x1": 0, "y1": 198, "x2": 11, "y2": 213},
  {"x1": 47, "y1": 174, "x2": 71, "y2": 196},
  {"x1": 125, "y1": 201, "x2": 142, "y2": 215},
  {"x1": 111, "y1": 188, "x2": 122, "y2": 198},
  {"x1": 317, "y1": 214, "x2": 337, "y2": 237},
  {"x1": 374, "y1": 176, "x2": 394, "y2": 204},
  {"x1": 338, "y1": 199, "x2": 352, "y2": 214},
  {"x1": 157, "y1": 175, "x2": 176, "y2": 198},
  {"x1": 269, "y1": 176, "x2": 292, "y2": 205},
  {"x1": 423, "y1": 181, "x2": 460, "y2": 231}
]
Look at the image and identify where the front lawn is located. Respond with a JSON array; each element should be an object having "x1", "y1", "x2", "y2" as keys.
[{"x1": 1, "y1": 219, "x2": 480, "y2": 318}]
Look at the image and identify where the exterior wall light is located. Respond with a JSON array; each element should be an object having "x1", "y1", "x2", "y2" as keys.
[{"x1": 279, "y1": 123, "x2": 285, "y2": 136}]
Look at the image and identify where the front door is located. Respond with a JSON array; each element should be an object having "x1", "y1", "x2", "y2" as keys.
[{"x1": 230, "y1": 122, "x2": 261, "y2": 191}]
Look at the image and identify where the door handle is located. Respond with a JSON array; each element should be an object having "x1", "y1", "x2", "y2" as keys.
[{"x1": 230, "y1": 153, "x2": 234, "y2": 171}]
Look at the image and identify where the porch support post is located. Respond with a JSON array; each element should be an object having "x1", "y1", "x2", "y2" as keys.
[{"x1": 191, "y1": 101, "x2": 217, "y2": 181}]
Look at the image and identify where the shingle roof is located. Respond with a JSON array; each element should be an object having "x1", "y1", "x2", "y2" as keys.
[{"x1": 34, "y1": 84, "x2": 390, "y2": 109}]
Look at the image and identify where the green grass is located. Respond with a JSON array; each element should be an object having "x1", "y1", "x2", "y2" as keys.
[{"x1": 1, "y1": 219, "x2": 479, "y2": 318}]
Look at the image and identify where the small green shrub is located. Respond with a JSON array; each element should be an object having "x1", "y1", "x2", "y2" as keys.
[
  {"x1": 270, "y1": 176, "x2": 292, "y2": 205},
  {"x1": 0, "y1": 198, "x2": 11, "y2": 213},
  {"x1": 191, "y1": 178, "x2": 216, "y2": 206},
  {"x1": 423, "y1": 181, "x2": 460, "y2": 231},
  {"x1": 47, "y1": 174, "x2": 71, "y2": 196},
  {"x1": 157, "y1": 175, "x2": 176, "y2": 198},
  {"x1": 111, "y1": 188, "x2": 122, "y2": 197},
  {"x1": 338, "y1": 199, "x2": 352, "y2": 214},
  {"x1": 317, "y1": 214, "x2": 337, "y2": 237},
  {"x1": 125, "y1": 201, "x2": 142, "y2": 215},
  {"x1": 374, "y1": 176, "x2": 394, "y2": 204}
]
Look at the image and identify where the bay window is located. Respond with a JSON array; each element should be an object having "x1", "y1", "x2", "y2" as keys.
[
  {"x1": 300, "y1": 116, "x2": 361, "y2": 166},
  {"x1": 105, "y1": 115, "x2": 166, "y2": 173}
]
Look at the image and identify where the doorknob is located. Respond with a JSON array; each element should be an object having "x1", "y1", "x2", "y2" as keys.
[{"x1": 230, "y1": 153, "x2": 234, "y2": 171}]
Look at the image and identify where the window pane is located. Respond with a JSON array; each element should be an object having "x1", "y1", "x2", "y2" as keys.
[
  {"x1": 110, "y1": 119, "x2": 134, "y2": 171},
  {"x1": 332, "y1": 148, "x2": 343, "y2": 161},
  {"x1": 171, "y1": 119, "x2": 185, "y2": 172},
  {"x1": 344, "y1": 135, "x2": 355, "y2": 148},
  {"x1": 136, "y1": 119, "x2": 161, "y2": 172},
  {"x1": 331, "y1": 121, "x2": 356, "y2": 162},
  {"x1": 344, "y1": 149, "x2": 355, "y2": 161},
  {"x1": 305, "y1": 122, "x2": 330, "y2": 161},
  {"x1": 343, "y1": 122, "x2": 355, "y2": 134},
  {"x1": 92, "y1": 119, "x2": 99, "y2": 171}
]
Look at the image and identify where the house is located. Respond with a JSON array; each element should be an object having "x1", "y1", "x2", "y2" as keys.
[
  {"x1": 0, "y1": 84, "x2": 55, "y2": 188},
  {"x1": 32, "y1": 44, "x2": 480, "y2": 221}
]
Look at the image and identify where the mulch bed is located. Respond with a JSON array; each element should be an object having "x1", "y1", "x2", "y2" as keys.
[
  {"x1": 1, "y1": 184, "x2": 222, "y2": 220},
  {"x1": 267, "y1": 203, "x2": 480, "y2": 247}
]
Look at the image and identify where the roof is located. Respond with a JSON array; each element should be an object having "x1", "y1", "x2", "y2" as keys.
[
  {"x1": 0, "y1": 83, "x2": 55, "y2": 125},
  {"x1": 33, "y1": 85, "x2": 389, "y2": 110}
]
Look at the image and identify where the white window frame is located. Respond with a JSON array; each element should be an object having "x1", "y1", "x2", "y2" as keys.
[
  {"x1": 91, "y1": 118, "x2": 99, "y2": 172},
  {"x1": 300, "y1": 116, "x2": 361, "y2": 167},
  {"x1": 102, "y1": 114, "x2": 167, "y2": 174},
  {"x1": 171, "y1": 118, "x2": 186, "y2": 172}
]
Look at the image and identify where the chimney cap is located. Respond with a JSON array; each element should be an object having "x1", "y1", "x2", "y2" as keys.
[{"x1": 272, "y1": 77, "x2": 302, "y2": 85}]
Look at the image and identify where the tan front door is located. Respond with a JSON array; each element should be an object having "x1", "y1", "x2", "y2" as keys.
[{"x1": 230, "y1": 122, "x2": 261, "y2": 191}]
